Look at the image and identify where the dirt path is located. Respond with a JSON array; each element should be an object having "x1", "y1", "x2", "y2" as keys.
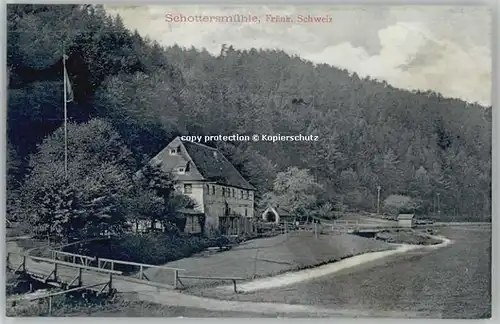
[{"x1": 207, "y1": 234, "x2": 452, "y2": 294}]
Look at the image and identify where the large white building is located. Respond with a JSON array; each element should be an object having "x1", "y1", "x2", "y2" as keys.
[{"x1": 151, "y1": 136, "x2": 256, "y2": 235}]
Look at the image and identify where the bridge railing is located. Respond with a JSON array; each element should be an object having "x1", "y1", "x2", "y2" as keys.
[
  {"x1": 7, "y1": 252, "x2": 122, "y2": 274},
  {"x1": 6, "y1": 252, "x2": 122, "y2": 297},
  {"x1": 96, "y1": 257, "x2": 184, "y2": 288},
  {"x1": 49, "y1": 250, "x2": 96, "y2": 267}
]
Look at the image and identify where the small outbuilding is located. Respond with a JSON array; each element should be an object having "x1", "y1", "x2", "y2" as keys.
[
  {"x1": 397, "y1": 213, "x2": 415, "y2": 228},
  {"x1": 262, "y1": 206, "x2": 291, "y2": 224}
]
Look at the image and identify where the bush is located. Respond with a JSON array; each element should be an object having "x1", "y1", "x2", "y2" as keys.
[
  {"x1": 382, "y1": 195, "x2": 420, "y2": 216},
  {"x1": 7, "y1": 289, "x2": 110, "y2": 317},
  {"x1": 6, "y1": 222, "x2": 30, "y2": 238},
  {"x1": 64, "y1": 233, "x2": 214, "y2": 273}
]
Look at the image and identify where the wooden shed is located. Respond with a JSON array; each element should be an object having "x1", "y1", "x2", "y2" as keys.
[
  {"x1": 261, "y1": 206, "x2": 292, "y2": 224},
  {"x1": 397, "y1": 213, "x2": 415, "y2": 228}
]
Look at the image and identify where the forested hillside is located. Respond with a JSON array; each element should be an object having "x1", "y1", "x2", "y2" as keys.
[{"x1": 7, "y1": 4, "x2": 491, "y2": 222}]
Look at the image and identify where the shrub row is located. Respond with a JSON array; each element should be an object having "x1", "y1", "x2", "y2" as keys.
[{"x1": 64, "y1": 233, "x2": 239, "y2": 273}]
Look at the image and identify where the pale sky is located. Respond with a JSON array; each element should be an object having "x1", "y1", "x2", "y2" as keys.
[{"x1": 104, "y1": 5, "x2": 492, "y2": 106}]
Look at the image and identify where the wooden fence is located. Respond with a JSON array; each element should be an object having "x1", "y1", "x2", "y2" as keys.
[
  {"x1": 6, "y1": 252, "x2": 122, "y2": 300},
  {"x1": 50, "y1": 250, "x2": 96, "y2": 267},
  {"x1": 96, "y1": 257, "x2": 184, "y2": 288},
  {"x1": 175, "y1": 275, "x2": 245, "y2": 293}
]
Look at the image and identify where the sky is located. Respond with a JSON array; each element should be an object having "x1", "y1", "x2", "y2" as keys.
[{"x1": 104, "y1": 5, "x2": 492, "y2": 106}]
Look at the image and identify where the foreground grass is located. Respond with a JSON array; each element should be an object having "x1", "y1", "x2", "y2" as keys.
[{"x1": 6, "y1": 293, "x2": 320, "y2": 317}]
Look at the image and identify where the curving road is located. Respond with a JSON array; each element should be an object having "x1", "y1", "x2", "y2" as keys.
[{"x1": 217, "y1": 226, "x2": 491, "y2": 319}]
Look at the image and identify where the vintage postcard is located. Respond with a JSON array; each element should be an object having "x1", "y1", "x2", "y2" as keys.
[{"x1": 5, "y1": 4, "x2": 492, "y2": 319}]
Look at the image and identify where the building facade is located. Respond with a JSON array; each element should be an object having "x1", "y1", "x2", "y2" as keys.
[
  {"x1": 397, "y1": 213, "x2": 415, "y2": 228},
  {"x1": 150, "y1": 136, "x2": 256, "y2": 235}
]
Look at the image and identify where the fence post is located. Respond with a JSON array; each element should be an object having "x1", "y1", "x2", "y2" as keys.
[
  {"x1": 233, "y1": 279, "x2": 237, "y2": 293},
  {"x1": 22, "y1": 256, "x2": 26, "y2": 272},
  {"x1": 173, "y1": 270, "x2": 178, "y2": 289},
  {"x1": 139, "y1": 265, "x2": 143, "y2": 280},
  {"x1": 48, "y1": 296, "x2": 53, "y2": 315},
  {"x1": 53, "y1": 263, "x2": 58, "y2": 281},
  {"x1": 108, "y1": 273, "x2": 113, "y2": 294},
  {"x1": 78, "y1": 268, "x2": 82, "y2": 286}
]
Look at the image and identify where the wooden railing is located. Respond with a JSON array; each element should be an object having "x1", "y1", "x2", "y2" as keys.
[
  {"x1": 7, "y1": 252, "x2": 122, "y2": 275},
  {"x1": 6, "y1": 252, "x2": 122, "y2": 301},
  {"x1": 175, "y1": 275, "x2": 246, "y2": 293},
  {"x1": 96, "y1": 257, "x2": 184, "y2": 288},
  {"x1": 49, "y1": 250, "x2": 96, "y2": 267}
]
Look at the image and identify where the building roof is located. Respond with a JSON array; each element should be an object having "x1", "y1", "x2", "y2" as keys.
[
  {"x1": 151, "y1": 137, "x2": 256, "y2": 190},
  {"x1": 262, "y1": 206, "x2": 291, "y2": 216},
  {"x1": 397, "y1": 214, "x2": 415, "y2": 220}
]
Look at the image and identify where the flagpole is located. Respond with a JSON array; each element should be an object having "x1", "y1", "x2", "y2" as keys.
[{"x1": 63, "y1": 44, "x2": 68, "y2": 180}]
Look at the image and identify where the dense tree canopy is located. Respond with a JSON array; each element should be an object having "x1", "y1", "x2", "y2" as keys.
[
  {"x1": 18, "y1": 119, "x2": 135, "y2": 241},
  {"x1": 262, "y1": 167, "x2": 326, "y2": 218},
  {"x1": 7, "y1": 4, "x2": 492, "y2": 222}
]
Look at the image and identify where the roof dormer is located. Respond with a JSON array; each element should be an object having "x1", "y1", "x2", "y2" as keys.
[
  {"x1": 177, "y1": 161, "x2": 190, "y2": 175},
  {"x1": 169, "y1": 146, "x2": 181, "y2": 155}
]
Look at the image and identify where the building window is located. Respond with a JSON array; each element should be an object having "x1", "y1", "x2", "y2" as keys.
[
  {"x1": 169, "y1": 146, "x2": 180, "y2": 155},
  {"x1": 232, "y1": 189, "x2": 235, "y2": 197},
  {"x1": 240, "y1": 190, "x2": 243, "y2": 199},
  {"x1": 212, "y1": 185, "x2": 215, "y2": 195},
  {"x1": 178, "y1": 167, "x2": 185, "y2": 174},
  {"x1": 206, "y1": 184, "x2": 210, "y2": 193},
  {"x1": 245, "y1": 191, "x2": 249, "y2": 199},
  {"x1": 184, "y1": 184, "x2": 192, "y2": 194},
  {"x1": 245, "y1": 208, "x2": 248, "y2": 217}
]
